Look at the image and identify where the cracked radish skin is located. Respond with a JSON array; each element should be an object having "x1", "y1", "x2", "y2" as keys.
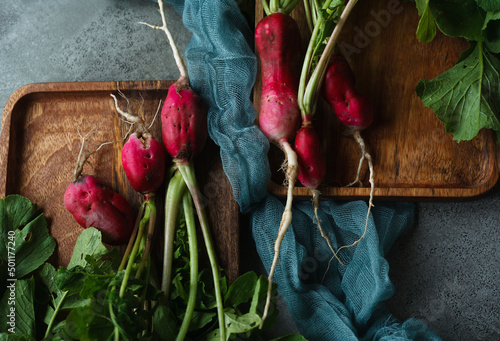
[{"x1": 64, "y1": 175, "x2": 134, "y2": 245}]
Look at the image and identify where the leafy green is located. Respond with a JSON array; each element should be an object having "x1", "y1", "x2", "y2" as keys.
[
  {"x1": 476, "y1": 0, "x2": 500, "y2": 12},
  {"x1": 412, "y1": 0, "x2": 500, "y2": 141},
  {"x1": 0, "y1": 195, "x2": 56, "y2": 291},
  {"x1": 0, "y1": 277, "x2": 36, "y2": 337},
  {"x1": 415, "y1": 0, "x2": 436, "y2": 42},
  {"x1": 67, "y1": 227, "x2": 111, "y2": 269},
  {"x1": 416, "y1": 42, "x2": 500, "y2": 141},
  {"x1": 429, "y1": 0, "x2": 486, "y2": 41}
]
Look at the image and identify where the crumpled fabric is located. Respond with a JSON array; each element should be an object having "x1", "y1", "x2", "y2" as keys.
[{"x1": 159, "y1": 0, "x2": 442, "y2": 339}]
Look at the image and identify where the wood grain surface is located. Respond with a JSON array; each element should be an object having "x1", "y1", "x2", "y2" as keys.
[
  {"x1": 255, "y1": 0, "x2": 498, "y2": 201},
  {"x1": 0, "y1": 81, "x2": 240, "y2": 283}
]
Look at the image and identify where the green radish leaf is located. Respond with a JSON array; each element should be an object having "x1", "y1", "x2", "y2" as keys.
[
  {"x1": 188, "y1": 309, "x2": 216, "y2": 332},
  {"x1": 224, "y1": 271, "x2": 258, "y2": 308},
  {"x1": 67, "y1": 227, "x2": 110, "y2": 269},
  {"x1": 225, "y1": 310, "x2": 261, "y2": 334},
  {"x1": 0, "y1": 195, "x2": 56, "y2": 289},
  {"x1": 38, "y1": 262, "x2": 90, "y2": 334},
  {"x1": 416, "y1": 42, "x2": 500, "y2": 141},
  {"x1": 483, "y1": 12, "x2": 500, "y2": 53},
  {"x1": 0, "y1": 277, "x2": 36, "y2": 337},
  {"x1": 428, "y1": 0, "x2": 486, "y2": 41},
  {"x1": 415, "y1": 0, "x2": 436, "y2": 42},
  {"x1": 62, "y1": 306, "x2": 112, "y2": 341},
  {"x1": 153, "y1": 304, "x2": 178, "y2": 339},
  {"x1": 476, "y1": 0, "x2": 500, "y2": 12}
]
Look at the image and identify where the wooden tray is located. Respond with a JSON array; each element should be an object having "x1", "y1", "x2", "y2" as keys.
[
  {"x1": 255, "y1": 0, "x2": 498, "y2": 201},
  {"x1": 0, "y1": 81, "x2": 240, "y2": 282}
]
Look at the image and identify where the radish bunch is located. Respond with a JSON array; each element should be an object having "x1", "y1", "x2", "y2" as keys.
[
  {"x1": 297, "y1": 0, "x2": 375, "y2": 265},
  {"x1": 141, "y1": 1, "x2": 225, "y2": 338},
  {"x1": 256, "y1": 0, "x2": 376, "y2": 323},
  {"x1": 64, "y1": 127, "x2": 134, "y2": 245}
]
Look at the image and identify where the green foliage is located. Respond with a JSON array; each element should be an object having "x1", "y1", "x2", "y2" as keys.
[
  {"x1": 0, "y1": 195, "x2": 56, "y2": 292},
  {"x1": 0, "y1": 194, "x2": 305, "y2": 340},
  {"x1": 412, "y1": 0, "x2": 500, "y2": 141}
]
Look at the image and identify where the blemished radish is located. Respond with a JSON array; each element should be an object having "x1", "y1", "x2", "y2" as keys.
[
  {"x1": 300, "y1": 0, "x2": 375, "y2": 261},
  {"x1": 255, "y1": 1, "x2": 303, "y2": 325},
  {"x1": 322, "y1": 51, "x2": 375, "y2": 257},
  {"x1": 140, "y1": 1, "x2": 225, "y2": 338},
  {"x1": 64, "y1": 127, "x2": 134, "y2": 245},
  {"x1": 111, "y1": 93, "x2": 167, "y2": 195},
  {"x1": 109, "y1": 93, "x2": 166, "y2": 322}
]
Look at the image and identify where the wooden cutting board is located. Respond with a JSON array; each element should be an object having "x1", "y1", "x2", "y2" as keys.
[
  {"x1": 255, "y1": 0, "x2": 498, "y2": 200},
  {"x1": 0, "y1": 81, "x2": 240, "y2": 283}
]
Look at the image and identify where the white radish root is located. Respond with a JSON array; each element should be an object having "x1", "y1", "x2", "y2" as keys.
[
  {"x1": 261, "y1": 140, "x2": 298, "y2": 327},
  {"x1": 333, "y1": 130, "x2": 375, "y2": 260}
]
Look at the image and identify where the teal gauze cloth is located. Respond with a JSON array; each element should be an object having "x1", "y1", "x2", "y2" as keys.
[{"x1": 163, "y1": 0, "x2": 442, "y2": 339}]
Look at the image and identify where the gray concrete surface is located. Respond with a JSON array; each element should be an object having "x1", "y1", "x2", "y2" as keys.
[{"x1": 1, "y1": 1, "x2": 499, "y2": 340}]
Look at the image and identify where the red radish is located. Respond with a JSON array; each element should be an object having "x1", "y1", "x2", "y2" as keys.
[
  {"x1": 255, "y1": 6, "x2": 303, "y2": 326},
  {"x1": 141, "y1": 1, "x2": 225, "y2": 338},
  {"x1": 121, "y1": 132, "x2": 166, "y2": 194},
  {"x1": 111, "y1": 93, "x2": 167, "y2": 195},
  {"x1": 64, "y1": 175, "x2": 134, "y2": 245},
  {"x1": 256, "y1": 12, "x2": 302, "y2": 143},
  {"x1": 294, "y1": 122, "x2": 326, "y2": 189},
  {"x1": 322, "y1": 52, "x2": 374, "y2": 188},
  {"x1": 293, "y1": 0, "x2": 371, "y2": 271},
  {"x1": 64, "y1": 127, "x2": 134, "y2": 245},
  {"x1": 110, "y1": 93, "x2": 166, "y2": 326},
  {"x1": 161, "y1": 80, "x2": 207, "y2": 161},
  {"x1": 322, "y1": 53, "x2": 373, "y2": 131}
]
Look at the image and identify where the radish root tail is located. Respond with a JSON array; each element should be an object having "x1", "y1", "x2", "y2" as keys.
[
  {"x1": 261, "y1": 140, "x2": 298, "y2": 328},
  {"x1": 346, "y1": 129, "x2": 367, "y2": 187},
  {"x1": 333, "y1": 130, "x2": 375, "y2": 260},
  {"x1": 310, "y1": 189, "x2": 342, "y2": 283},
  {"x1": 73, "y1": 124, "x2": 120, "y2": 182},
  {"x1": 139, "y1": 0, "x2": 188, "y2": 82}
]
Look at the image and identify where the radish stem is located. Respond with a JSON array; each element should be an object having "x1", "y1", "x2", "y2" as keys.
[
  {"x1": 44, "y1": 290, "x2": 68, "y2": 339},
  {"x1": 136, "y1": 195, "x2": 157, "y2": 278},
  {"x1": 302, "y1": 0, "x2": 358, "y2": 110},
  {"x1": 176, "y1": 190, "x2": 199, "y2": 341},
  {"x1": 176, "y1": 162, "x2": 226, "y2": 340},
  {"x1": 162, "y1": 169, "x2": 186, "y2": 296},
  {"x1": 120, "y1": 203, "x2": 151, "y2": 298}
]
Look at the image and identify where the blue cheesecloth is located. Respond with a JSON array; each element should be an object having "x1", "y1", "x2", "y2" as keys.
[{"x1": 159, "y1": 0, "x2": 442, "y2": 340}]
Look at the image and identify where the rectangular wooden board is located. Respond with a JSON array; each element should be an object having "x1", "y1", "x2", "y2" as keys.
[
  {"x1": 255, "y1": 0, "x2": 498, "y2": 201},
  {"x1": 0, "y1": 81, "x2": 240, "y2": 282}
]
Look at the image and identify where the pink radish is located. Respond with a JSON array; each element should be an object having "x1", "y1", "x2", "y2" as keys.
[
  {"x1": 322, "y1": 52, "x2": 374, "y2": 188},
  {"x1": 322, "y1": 53, "x2": 373, "y2": 131},
  {"x1": 64, "y1": 128, "x2": 134, "y2": 245},
  {"x1": 294, "y1": 0, "x2": 371, "y2": 271},
  {"x1": 255, "y1": 6, "x2": 303, "y2": 325},
  {"x1": 111, "y1": 93, "x2": 167, "y2": 195},
  {"x1": 121, "y1": 133, "x2": 166, "y2": 194},
  {"x1": 161, "y1": 80, "x2": 207, "y2": 161},
  {"x1": 294, "y1": 122, "x2": 326, "y2": 189},
  {"x1": 109, "y1": 93, "x2": 167, "y2": 339},
  {"x1": 141, "y1": 1, "x2": 225, "y2": 338}
]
